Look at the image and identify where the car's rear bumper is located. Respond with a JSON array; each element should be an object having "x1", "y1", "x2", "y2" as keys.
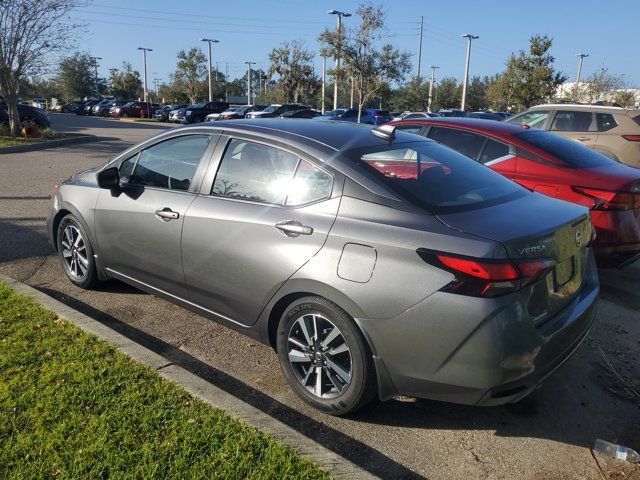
[{"x1": 356, "y1": 253, "x2": 599, "y2": 405}]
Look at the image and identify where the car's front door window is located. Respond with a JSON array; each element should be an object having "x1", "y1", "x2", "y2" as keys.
[
  {"x1": 508, "y1": 110, "x2": 549, "y2": 129},
  {"x1": 550, "y1": 110, "x2": 593, "y2": 132},
  {"x1": 123, "y1": 134, "x2": 211, "y2": 191}
]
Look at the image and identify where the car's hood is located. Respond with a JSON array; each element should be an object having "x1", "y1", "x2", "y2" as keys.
[{"x1": 65, "y1": 166, "x2": 100, "y2": 187}]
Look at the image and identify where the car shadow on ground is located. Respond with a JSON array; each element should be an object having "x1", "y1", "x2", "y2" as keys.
[
  {"x1": 50, "y1": 113, "x2": 172, "y2": 132},
  {"x1": 0, "y1": 220, "x2": 50, "y2": 263}
]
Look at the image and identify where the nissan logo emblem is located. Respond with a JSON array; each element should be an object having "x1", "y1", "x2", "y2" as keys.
[{"x1": 575, "y1": 230, "x2": 583, "y2": 247}]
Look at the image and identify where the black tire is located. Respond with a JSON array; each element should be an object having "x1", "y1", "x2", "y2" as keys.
[
  {"x1": 56, "y1": 214, "x2": 100, "y2": 289},
  {"x1": 121, "y1": 112, "x2": 128, "y2": 118},
  {"x1": 276, "y1": 296, "x2": 377, "y2": 415}
]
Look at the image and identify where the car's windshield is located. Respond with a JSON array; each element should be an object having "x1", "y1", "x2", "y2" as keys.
[
  {"x1": 263, "y1": 105, "x2": 280, "y2": 113},
  {"x1": 344, "y1": 141, "x2": 526, "y2": 213},
  {"x1": 514, "y1": 130, "x2": 615, "y2": 168},
  {"x1": 190, "y1": 102, "x2": 208, "y2": 109},
  {"x1": 122, "y1": 102, "x2": 134, "y2": 107}
]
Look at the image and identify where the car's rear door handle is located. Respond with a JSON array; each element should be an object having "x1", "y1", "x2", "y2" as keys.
[
  {"x1": 275, "y1": 220, "x2": 313, "y2": 237},
  {"x1": 577, "y1": 136, "x2": 591, "y2": 141},
  {"x1": 155, "y1": 208, "x2": 179, "y2": 221}
]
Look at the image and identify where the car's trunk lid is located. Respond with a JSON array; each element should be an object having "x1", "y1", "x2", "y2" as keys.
[{"x1": 436, "y1": 192, "x2": 592, "y2": 323}]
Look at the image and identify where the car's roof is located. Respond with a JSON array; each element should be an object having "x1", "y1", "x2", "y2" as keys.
[
  {"x1": 196, "y1": 118, "x2": 431, "y2": 151},
  {"x1": 390, "y1": 117, "x2": 529, "y2": 136},
  {"x1": 527, "y1": 103, "x2": 640, "y2": 115}
]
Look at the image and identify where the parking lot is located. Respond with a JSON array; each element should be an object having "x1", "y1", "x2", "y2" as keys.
[{"x1": 1, "y1": 113, "x2": 639, "y2": 480}]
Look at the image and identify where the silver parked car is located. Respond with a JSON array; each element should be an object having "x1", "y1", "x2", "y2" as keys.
[{"x1": 48, "y1": 120, "x2": 599, "y2": 415}]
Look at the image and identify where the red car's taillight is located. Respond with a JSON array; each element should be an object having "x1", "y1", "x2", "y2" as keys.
[
  {"x1": 572, "y1": 186, "x2": 639, "y2": 210},
  {"x1": 622, "y1": 135, "x2": 640, "y2": 142},
  {"x1": 417, "y1": 249, "x2": 554, "y2": 298}
]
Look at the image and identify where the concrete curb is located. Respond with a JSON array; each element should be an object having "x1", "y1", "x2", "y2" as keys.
[
  {"x1": 0, "y1": 134, "x2": 98, "y2": 154},
  {"x1": 0, "y1": 274, "x2": 377, "y2": 480}
]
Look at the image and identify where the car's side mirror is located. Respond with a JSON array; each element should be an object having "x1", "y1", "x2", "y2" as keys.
[{"x1": 97, "y1": 167, "x2": 120, "y2": 191}]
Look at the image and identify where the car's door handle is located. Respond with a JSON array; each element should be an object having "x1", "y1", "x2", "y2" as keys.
[
  {"x1": 275, "y1": 220, "x2": 313, "y2": 237},
  {"x1": 577, "y1": 136, "x2": 591, "y2": 141},
  {"x1": 155, "y1": 208, "x2": 179, "y2": 221}
]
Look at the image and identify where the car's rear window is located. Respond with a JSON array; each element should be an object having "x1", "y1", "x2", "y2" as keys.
[
  {"x1": 344, "y1": 141, "x2": 526, "y2": 213},
  {"x1": 513, "y1": 130, "x2": 615, "y2": 168}
]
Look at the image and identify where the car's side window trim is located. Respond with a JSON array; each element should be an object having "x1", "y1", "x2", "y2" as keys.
[{"x1": 200, "y1": 135, "x2": 335, "y2": 208}]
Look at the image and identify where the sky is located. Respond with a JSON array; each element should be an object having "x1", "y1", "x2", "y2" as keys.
[{"x1": 72, "y1": 0, "x2": 640, "y2": 88}]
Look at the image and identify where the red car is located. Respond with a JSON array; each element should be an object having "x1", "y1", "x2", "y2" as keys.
[
  {"x1": 112, "y1": 101, "x2": 160, "y2": 118},
  {"x1": 390, "y1": 117, "x2": 640, "y2": 267}
]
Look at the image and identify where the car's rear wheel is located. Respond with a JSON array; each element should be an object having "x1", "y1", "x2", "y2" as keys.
[
  {"x1": 276, "y1": 296, "x2": 376, "y2": 415},
  {"x1": 56, "y1": 214, "x2": 100, "y2": 289}
]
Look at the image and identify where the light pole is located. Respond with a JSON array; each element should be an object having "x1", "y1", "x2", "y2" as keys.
[
  {"x1": 89, "y1": 56, "x2": 101, "y2": 97},
  {"x1": 327, "y1": 9, "x2": 351, "y2": 111},
  {"x1": 576, "y1": 53, "x2": 589, "y2": 83},
  {"x1": 137, "y1": 47, "x2": 152, "y2": 115},
  {"x1": 427, "y1": 65, "x2": 439, "y2": 112},
  {"x1": 460, "y1": 34, "x2": 479, "y2": 112},
  {"x1": 320, "y1": 54, "x2": 327, "y2": 114},
  {"x1": 417, "y1": 16, "x2": 424, "y2": 79},
  {"x1": 201, "y1": 38, "x2": 219, "y2": 101},
  {"x1": 245, "y1": 61, "x2": 255, "y2": 105}
]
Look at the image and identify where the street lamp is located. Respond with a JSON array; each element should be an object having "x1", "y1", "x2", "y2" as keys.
[
  {"x1": 89, "y1": 56, "x2": 101, "y2": 97},
  {"x1": 460, "y1": 34, "x2": 479, "y2": 112},
  {"x1": 137, "y1": 47, "x2": 153, "y2": 116},
  {"x1": 327, "y1": 9, "x2": 351, "y2": 110},
  {"x1": 427, "y1": 65, "x2": 439, "y2": 113},
  {"x1": 576, "y1": 53, "x2": 589, "y2": 83},
  {"x1": 201, "y1": 38, "x2": 220, "y2": 102},
  {"x1": 245, "y1": 61, "x2": 255, "y2": 105}
]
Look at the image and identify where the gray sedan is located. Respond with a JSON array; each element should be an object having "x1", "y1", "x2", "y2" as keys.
[{"x1": 48, "y1": 120, "x2": 599, "y2": 415}]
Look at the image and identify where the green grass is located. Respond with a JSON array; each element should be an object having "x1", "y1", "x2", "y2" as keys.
[
  {"x1": 131, "y1": 118, "x2": 160, "y2": 123},
  {"x1": 0, "y1": 136, "x2": 42, "y2": 148},
  {"x1": 0, "y1": 283, "x2": 330, "y2": 480}
]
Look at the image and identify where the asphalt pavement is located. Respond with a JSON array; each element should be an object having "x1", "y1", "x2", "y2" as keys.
[{"x1": 1, "y1": 113, "x2": 638, "y2": 480}]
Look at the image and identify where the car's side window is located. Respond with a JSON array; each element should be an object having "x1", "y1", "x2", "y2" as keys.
[
  {"x1": 550, "y1": 110, "x2": 593, "y2": 132},
  {"x1": 427, "y1": 127, "x2": 485, "y2": 160},
  {"x1": 118, "y1": 153, "x2": 138, "y2": 183},
  {"x1": 286, "y1": 160, "x2": 333, "y2": 206},
  {"x1": 127, "y1": 134, "x2": 211, "y2": 191},
  {"x1": 395, "y1": 124, "x2": 423, "y2": 134},
  {"x1": 479, "y1": 139, "x2": 510, "y2": 164},
  {"x1": 596, "y1": 113, "x2": 617, "y2": 132},
  {"x1": 212, "y1": 139, "x2": 299, "y2": 205},
  {"x1": 508, "y1": 110, "x2": 549, "y2": 129}
]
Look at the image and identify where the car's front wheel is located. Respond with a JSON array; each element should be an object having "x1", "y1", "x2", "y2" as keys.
[
  {"x1": 56, "y1": 214, "x2": 100, "y2": 289},
  {"x1": 276, "y1": 296, "x2": 376, "y2": 415}
]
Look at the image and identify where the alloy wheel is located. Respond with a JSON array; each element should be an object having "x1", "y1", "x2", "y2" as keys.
[
  {"x1": 287, "y1": 313, "x2": 352, "y2": 399},
  {"x1": 61, "y1": 225, "x2": 89, "y2": 280}
]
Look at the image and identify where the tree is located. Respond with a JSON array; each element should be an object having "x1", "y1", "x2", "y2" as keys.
[
  {"x1": 0, "y1": 0, "x2": 83, "y2": 135},
  {"x1": 465, "y1": 76, "x2": 489, "y2": 112},
  {"x1": 268, "y1": 40, "x2": 318, "y2": 104},
  {"x1": 109, "y1": 62, "x2": 142, "y2": 100},
  {"x1": 54, "y1": 52, "x2": 95, "y2": 101},
  {"x1": 584, "y1": 68, "x2": 625, "y2": 104},
  {"x1": 433, "y1": 77, "x2": 461, "y2": 110},
  {"x1": 170, "y1": 47, "x2": 207, "y2": 104},
  {"x1": 612, "y1": 90, "x2": 637, "y2": 108},
  {"x1": 489, "y1": 35, "x2": 566, "y2": 111},
  {"x1": 319, "y1": 4, "x2": 410, "y2": 121},
  {"x1": 388, "y1": 78, "x2": 429, "y2": 112}
]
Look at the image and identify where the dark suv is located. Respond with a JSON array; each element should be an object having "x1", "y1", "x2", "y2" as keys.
[
  {"x1": 115, "y1": 101, "x2": 160, "y2": 118},
  {"x1": 179, "y1": 101, "x2": 230, "y2": 123},
  {"x1": 0, "y1": 101, "x2": 51, "y2": 128},
  {"x1": 246, "y1": 104, "x2": 309, "y2": 119},
  {"x1": 337, "y1": 108, "x2": 391, "y2": 125}
]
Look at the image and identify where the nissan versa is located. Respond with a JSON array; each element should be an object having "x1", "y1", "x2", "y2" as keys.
[{"x1": 48, "y1": 120, "x2": 599, "y2": 415}]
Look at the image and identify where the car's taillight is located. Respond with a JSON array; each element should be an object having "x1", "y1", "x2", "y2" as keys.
[
  {"x1": 622, "y1": 135, "x2": 640, "y2": 142},
  {"x1": 417, "y1": 249, "x2": 554, "y2": 298},
  {"x1": 572, "y1": 186, "x2": 639, "y2": 210}
]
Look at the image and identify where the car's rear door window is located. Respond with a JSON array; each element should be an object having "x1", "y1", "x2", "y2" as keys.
[
  {"x1": 125, "y1": 134, "x2": 211, "y2": 190},
  {"x1": 212, "y1": 139, "x2": 332, "y2": 206},
  {"x1": 550, "y1": 110, "x2": 593, "y2": 131},
  {"x1": 427, "y1": 126, "x2": 485, "y2": 160},
  {"x1": 345, "y1": 141, "x2": 526, "y2": 213},
  {"x1": 395, "y1": 124, "x2": 423, "y2": 134},
  {"x1": 479, "y1": 139, "x2": 510, "y2": 164}
]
